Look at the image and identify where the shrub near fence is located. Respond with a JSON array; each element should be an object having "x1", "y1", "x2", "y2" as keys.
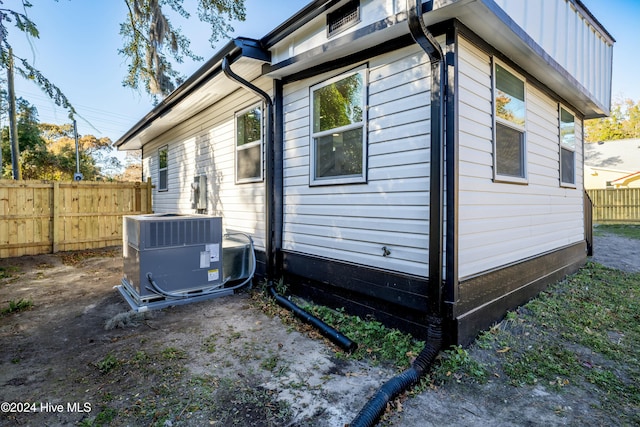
[
  {"x1": 0, "y1": 179, "x2": 152, "y2": 258},
  {"x1": 587, "y1": 188, "x2": 640, "y2": 224}
]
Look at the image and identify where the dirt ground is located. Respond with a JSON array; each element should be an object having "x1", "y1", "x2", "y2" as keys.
[{"x1": 0, "y1": 232, "x2": 636, "y2": 427}]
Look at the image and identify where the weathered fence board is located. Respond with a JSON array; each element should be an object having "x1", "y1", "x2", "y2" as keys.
[
  {"x1": 0, "y1": 179, "x2": 152, "y2": 258},
  {"x1": 587, "y1": 188, "x2": 640, "y2": 224}
]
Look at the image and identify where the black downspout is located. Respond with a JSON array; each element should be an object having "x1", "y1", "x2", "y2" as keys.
[
  {"x1": 350, "y1": 1, "x2": 446, "y2": 425},
  {"x1": 222, "y1": 56, "x2": 275, "y2": 284},
  {"x1": 222, "y1": 57, "x2": 357, "y2": 353}
]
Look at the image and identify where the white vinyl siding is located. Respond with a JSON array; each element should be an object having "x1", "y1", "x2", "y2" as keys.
[
  {"x1": 457, "y1": 36, "x2": 584, "y2": 279},
  {"x1": 493, "y1": 0, "x2": 613, "y2": 112},
  {"x1": 282, "y1": 45, "x2": 431, "y2": 277},
  {"x1": 141, "y1": 77, "x2": 271, "y2": 251}
]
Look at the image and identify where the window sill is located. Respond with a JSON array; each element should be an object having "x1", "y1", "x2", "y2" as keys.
[
  {"x1": 235, "y1": 177, "x2": 264, "y2": 185},
  {"x1": 493, "y1": 175, "x2": 528, "y2": 185},
  {"x1": 310, "y1": 175, "x2": 366, "y2": 187},
  {"x1": 560, "y1": 182, "x2": 577, "y2": 189}
]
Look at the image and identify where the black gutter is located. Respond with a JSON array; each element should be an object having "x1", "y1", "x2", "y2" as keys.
[
  {"x1": 350, "y1": 0, "x2": 446, "y2": 425},
  {"x1": 221, "y1": 56, "x2": 275, "y2": 283},
  {"x1": 115, "y1": 38, "x2": 269, "y2": 150}
]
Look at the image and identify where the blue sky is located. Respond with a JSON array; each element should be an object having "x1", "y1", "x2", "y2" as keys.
[{"x1": 4, "y1": 0, "x2": 640, "y2": 144}]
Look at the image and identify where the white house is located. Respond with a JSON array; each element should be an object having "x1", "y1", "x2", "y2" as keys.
[{"x1": 116, "y1": 0, "x2": 614, "y2": 345}]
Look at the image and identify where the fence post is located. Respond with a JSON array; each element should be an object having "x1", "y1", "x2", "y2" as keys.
[
  {"x1": 146, "y1": 177, "x2": 153, "y2": 213},
  {"x1": 52, "y1": 181, "x2": 59, "y2": 253}
]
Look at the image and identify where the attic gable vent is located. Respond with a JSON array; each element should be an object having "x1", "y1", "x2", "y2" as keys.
[{"x1": 327, "y1": 0, "x2": 360, "y2": 37}]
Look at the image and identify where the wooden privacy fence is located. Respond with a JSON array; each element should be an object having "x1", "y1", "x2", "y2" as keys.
[
  {"x1": 0, "y1": 179, "x2": 152, "y2": 258},
  {"x1": 587, "y1": 188, "x2": 640, "y2": 224}
]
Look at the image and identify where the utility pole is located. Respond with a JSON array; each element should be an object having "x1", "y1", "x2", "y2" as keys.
[
  {"x1": 73, "y1": 120, "x2": 83, "y2": 181},
  {"x1": 7, "y1": 48, "x2": 21, "y2": 180}
]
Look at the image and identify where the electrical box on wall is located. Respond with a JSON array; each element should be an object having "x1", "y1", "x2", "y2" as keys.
[{"x1": 191, "y1": 175, "x2": 207, "y2": 211}]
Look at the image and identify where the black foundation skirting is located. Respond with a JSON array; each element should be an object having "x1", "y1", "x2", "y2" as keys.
[
  {"x1": 282, "y1": 251, "x2": 430, "y2": 338},
  {"x1": 453, "y1": 242, "x2": 587, "y2": 345}
]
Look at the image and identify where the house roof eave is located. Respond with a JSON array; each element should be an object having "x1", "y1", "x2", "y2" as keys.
[{"x1": 115, "y1": 38, "x2": 270, "y2": 151}]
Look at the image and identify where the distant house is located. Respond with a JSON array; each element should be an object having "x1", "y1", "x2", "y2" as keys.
[
  {"x1": 585, "y1": 139, "x2": 640, "y2": 189},
  {"x1": 116, "y1": 0, "x2": 614, "y2": 345}
]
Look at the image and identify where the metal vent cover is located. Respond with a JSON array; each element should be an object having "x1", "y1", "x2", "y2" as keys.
[
  {"x1": 327, "y1": 0, "x2": 360, "y2": 37},
  {"x1": 124, "y1": 214, "x2": 218, "y2": 250}
]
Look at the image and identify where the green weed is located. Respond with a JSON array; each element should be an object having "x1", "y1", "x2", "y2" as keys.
[
  {"x1": 96, "y1": 353, "x2": 119, "y2": 374},
  {"x1": 302, "y1": 304, "x2": 424, "y2": 369},
  {"x1": 0, "y1": 265, "x2": 19, "y2": 279},
  {"x1": 432, "y1": 345, "x2": 488, "y2": 385},
  {"x1": 161, "y1": 347, "x2": 187, "y2": 361},
  {"x1": 1, "y1": 298, "x2": 33, "y2": 315}
]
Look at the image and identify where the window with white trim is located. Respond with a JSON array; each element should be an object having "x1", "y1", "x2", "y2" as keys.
[
  {"x1": 493, "y1": 62, "x2": 527, "y2": 183},
  {"x1": 310, "y1": 67, "x2": 367, "y2": 185},
  {"x1": 158, "y1": 146, "x2": 168, "y2": 191},
  {"x1": 235, "y1": 104, "x2": 263, "y2": 183},
  {"x1": 559, "y1": 106, "x2": 576, "y2": 186}
]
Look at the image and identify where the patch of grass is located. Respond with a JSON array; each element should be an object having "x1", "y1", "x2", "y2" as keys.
[
  {"x1": 0, "y1": 265, "x2": 20, "y2": 279},
  {"x1": 161, "y1": 346, "x2": 187, "y2": 361},
  {"x1": 202, "y1": 335, "x2": 217, "y2": 353},
  {"x1": 1, "y1": 298, "x2": 33, "y2": 315},
  {"x1": 79, "y1": 407, "x2": 118, "y2": 426},
  {"x1": 302, "y1": 304, "x2": 424, "y2": 369},
  {"x1": 96, "y1": 353, "x2": 119, "y2": 374},
  {"x1": 593, "y1": 224, "x2": 640, "y2": 240},
  {"x1": 431, "y1": 345, "x2": 488, "y2": 385},
  {"x1": 475, "y1": 262, "x2": 640, "y2": 423}
]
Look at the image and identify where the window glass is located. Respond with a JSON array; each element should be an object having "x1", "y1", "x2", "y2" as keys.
[
  {"x1": 561, "y1": 148, "x2": 575, "y2": 184},
  {"x1": 560, "y1": 107, "x2": 576, "y2": 185},
  {"x1": 495, "y1": 64, "x2": 525, "y2": 127},
  {"x1": 158, "y1": 146, "x2": 168, "y2": 191},
  {"x1": 494, "y1": 63, "x2": 526, "y2": 182},
  {"x1": 495, "y1": 123, "x2": 525, "y2": 178},
  {"x1": 315, "y1": 128, "x2": 363, "y2": 178},
  {"x1": 313, "y1": 73, "x2": 363, "y2": 133},
  {"x1": 236, "y1": 105, "x2": 263, "y2": 182},
  {"x1": 311, "y1": 69, "x2": 366, "y2": 184}
]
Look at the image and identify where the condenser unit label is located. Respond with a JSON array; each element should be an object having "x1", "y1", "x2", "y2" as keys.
[
  {"x1": 208, "y1": 269, "x2": 219, "y2": 281},
  {"x1": 206, "y1": 243, "x2": 220, "y2": 262},
  {"x1": 200, "y1": 251, "x2": 210, "y2": 268}
]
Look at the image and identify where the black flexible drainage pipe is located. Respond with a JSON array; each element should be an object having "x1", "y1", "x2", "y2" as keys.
[
  {"x1": 350, "y1": 0, "x2": 446, "y2": 425},
  {"x1": 268, "y1": 285, "x2": 357, "y2": 352},
  {"x1": 350, "y1": 317, "x2": 442, "y2": 427}
]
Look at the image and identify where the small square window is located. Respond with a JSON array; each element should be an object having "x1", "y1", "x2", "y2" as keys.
[
  {"x1": 158, "y1": 146, "x2": 168, "y2": 191},
  {"x1": 310, "y1": 67, "x2": 367, "y2": 185},
  {"x1": 235, "y1": 104, "x2": 263, "y2": 183},
  {"x1": 493, "y1": 62, "x2": 527, "y2": 183}
]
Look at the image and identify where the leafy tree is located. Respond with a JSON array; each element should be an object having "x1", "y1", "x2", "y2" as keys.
[
  {"x1": 1, "y1": 96, "x2": 46, "y2": 177},
  {"x1": 118, "y1": 150, "x2": 143, "y2": 181},
  {"x1": 2, "y1": 0, "x2": 247, "y2": 118},
  {"x1": 119, "y1": 0, "x2": 246, "y2": 97},
  {"x1": 585, "y1": 98, "x2": 640, "y2": 142},
  {"x1": 42, "y1": 123, "x2": 121, "y2": 180},
  {"x1": 0, "y1": 99, "x2": 121, "y2": 180}
]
